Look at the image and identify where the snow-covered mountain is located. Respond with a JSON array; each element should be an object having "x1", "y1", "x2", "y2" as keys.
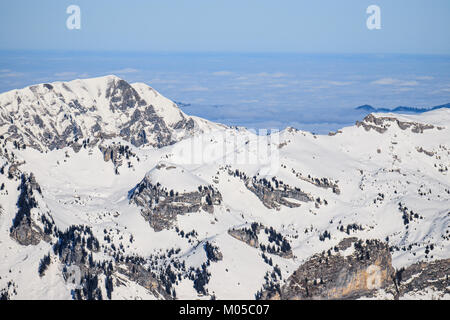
[
  {"x1": 0, "y1": 76, "x2": 448, "y2": 300},
  {"x1": 0, "y1": 75, "x2": 221, "y2": 152}
]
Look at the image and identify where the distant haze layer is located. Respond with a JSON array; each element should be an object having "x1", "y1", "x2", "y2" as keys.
[{"x1": 1, "y1": 51, "x2": 449, "y2": 133}]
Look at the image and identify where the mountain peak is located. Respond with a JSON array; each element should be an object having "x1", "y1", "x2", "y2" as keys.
[
  {"x1": 355, "y1": 102, "x2": 450, "y2": 114},
  {"x1": 0, "y1": 76, "x2": 221, "y2": 152}
]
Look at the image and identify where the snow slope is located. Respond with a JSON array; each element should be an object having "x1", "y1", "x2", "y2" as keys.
[{"x1": 0, "y1": 77, "x2": 448, "y2": 300}]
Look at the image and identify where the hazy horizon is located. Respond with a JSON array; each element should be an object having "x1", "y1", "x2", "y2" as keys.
[{"x1": 1, "y1": 51, "x2": 449, "y2": 133}]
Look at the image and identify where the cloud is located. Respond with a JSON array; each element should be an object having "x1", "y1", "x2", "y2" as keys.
[
  {"x1": 254, "y1": 72, "x2": 289, "y2": 78},
  {"x1": 371, "y1": 78, "x2": 419, "y2": 86},
  {"x1": 148, "y1": 78, "x2": 181, "y2": 84},
  {"x1": 181, "y1": 85, "x2": 209, "y2": 92},
  {"x1": 111, "y1": 68, "x2": 139, "y2": 74},
  {"x1": 54, "y1": 72, "x2": 78, "y2": 78},
  {"x1": 52, "y1": 72, "x2": 90, "y2": 79},
  {"x1": 0, "y1": 71, "x2": 25, "y2": 78},
  {"x1": 326, "y1": 81, "x2": 354, "y2": 86},
  {"x1": 393, "y1": 87, "x2": 414, "y2": 93},
  {"x1": 239, "y1": 99, "x2": 259, "y2": 104},
  {"x1": 431, "y1": 86, "x2": 450, "y2": 94},
  {"x1": 268, "y1": 83, "x2": 288, "y2": 88},
  {"x1": 212, "y1": 71, "x2": 233, "y2": 76},
  {"x1": 415, "y1": 76, "x2": 434, "y2": 80}
]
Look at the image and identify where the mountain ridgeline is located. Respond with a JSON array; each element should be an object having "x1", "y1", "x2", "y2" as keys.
[
  {"x1": 355, "y1": 102, "x2": 450, "y2": 114},
  {"x1": 0, "y1": 76, "x2": 448, "y2": 300},
  {"x1": 0, "y1": 75, "x2": 219, "y2": 152}
]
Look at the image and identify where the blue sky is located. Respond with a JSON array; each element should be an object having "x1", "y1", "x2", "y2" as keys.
[{"x1": 1, "y1": 0, "x2": 450, "y2": 54}]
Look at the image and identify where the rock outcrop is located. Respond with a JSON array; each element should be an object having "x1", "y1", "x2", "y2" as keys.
[
  {"x1": 228, "y1": 224, "x2": 262, "y2": 249},
  {"x1": 204, "y1": 241, "x2": 223, "y2": 262},
  {"x1": 262, "y1": 238, "x2": 394, "y2": 300},
  {"x1": 394, "y1": 259, "x2": 450, "y2": 298},
  {"x1": 291, "y1": 168, "x2": 340, "y2": 195},
  {"x1": 262, "y1": 238, "x2": 449, "y2": 300},
  {"x1": 10, "y1": 173, "x2": 53, "y2": 246},
  {"x1": 117, "y1": 261, "x2": 171, "y2": 299},
  {"x1": 229, "y1": 169, "x2": 312, "y2": 210},
  {"x1": 228, "y1": 223, "x2": 293, "y2": 259},
  {"x1": 356, "y1": 114, "x2": 436, "y2": 134},
  {"x1": 129, "y1": 176, "x2": 222, "y2": 231},
  {"x1": 98, "y1": 142, "x2": 137, "y2": 173}
]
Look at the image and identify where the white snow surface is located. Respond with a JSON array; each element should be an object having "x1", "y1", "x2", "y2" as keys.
[{"x1": 0, "y1": 76, "x2": 448, "y2": 300}]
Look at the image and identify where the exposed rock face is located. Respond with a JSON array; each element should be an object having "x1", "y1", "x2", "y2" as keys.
[
  {"x1": 262, "y1": 238, "x2": 450, "y2": 300},
  {"x1": 228, "y1": 223, "x2": 293, "y2": 259},
  {"x1": 54, "y1": 225, "x2": 100, "y2": 266},
  {"x1": 328, "y1": 130, "x2": 343, "y2": 136},
  {"x1": 247, "y1": 179, "x2": 311, "y2": 210},
  {"x1": 271, "y1": 238, "x2": 395, "y2": 300},
  {"x1": 229, "y1": 169, "x2": 312, "y2": 210},
  {"x1": 10, "y1": 173, "x2": 51, "y2": 246},
  {"x1": 356, "y1": 114, "x2": 436, "y2": 134},
  {"x1": 51, "y1": 224, "x2": 175, "y2": 300},
  {"x1": 52, "y1": 225, "x2": 111, "y2": 300},
  {"x1": 416, "y1": 146, "x2": 435, "y2": 157},
  {"x1": 204, "y1": 241, "x2": 223, "y2": 262},
  {"x1": 228, "y1": 225, "x2": 262, "y2": 249},
  {"x1": 98, "y1": 142, "x2": 137, "y2": 172},
  {"x1": 117, "y1": 261, "x2": 170, "y2": 299},
  {"x1": 394, "y1": 259, "x2": 450, "y2": 298},
  {"x1": 0, "y1": 76, "x2": 215, "y2": 152},
  {"x1": 291, "y1": 168, "x2": 340, "y2": 195},
  {"x1": 0, "y1": 281, "x2": 16, "y2": 300},
  {"x1": 129, "y1": 177, "x2": 222, "y2": 231}
]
